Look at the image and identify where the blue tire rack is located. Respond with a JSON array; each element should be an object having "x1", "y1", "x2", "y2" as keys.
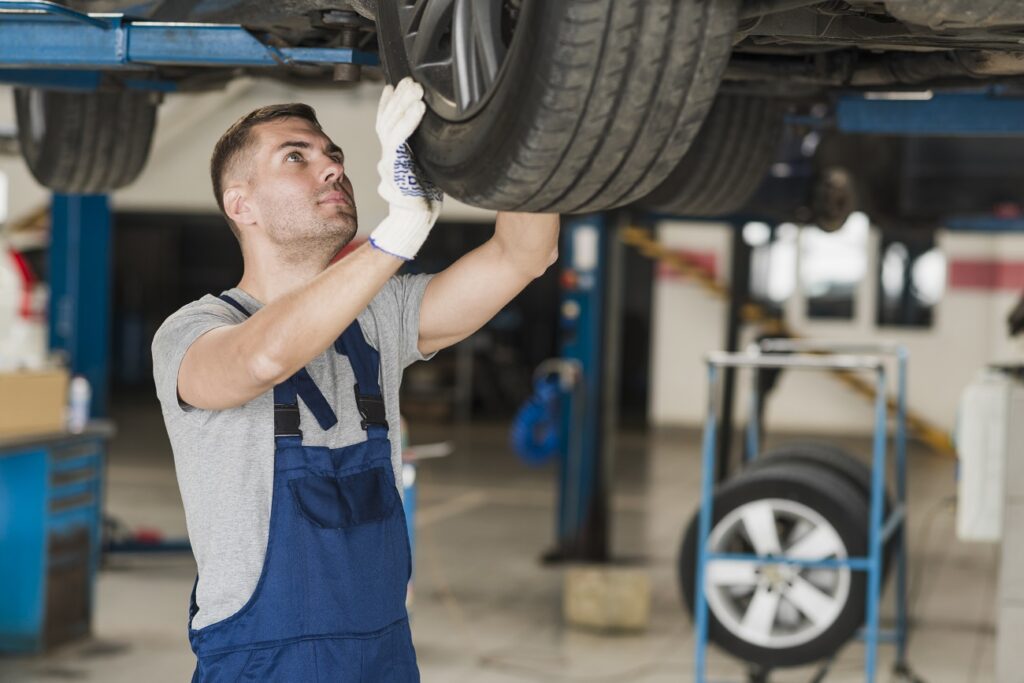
[{"x1": 693, "y1": 341, "x2": 910, "y2": 682}]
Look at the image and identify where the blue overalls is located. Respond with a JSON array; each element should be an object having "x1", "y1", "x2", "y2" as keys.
[{"x1": 187, "y1": 294, "x2": 419, "y2": 682}]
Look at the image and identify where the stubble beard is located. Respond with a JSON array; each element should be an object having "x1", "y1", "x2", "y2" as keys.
[{"x1": 267, "y1": 206, "x2": 358, "y2": 267}]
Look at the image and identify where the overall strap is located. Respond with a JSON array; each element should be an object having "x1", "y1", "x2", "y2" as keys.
[
  {"x1": 217, "y1": 294, "x2": 338, "y2": 435},
  {"x1": 334, "y1": 319, "x2": 388, "y2": 437}
]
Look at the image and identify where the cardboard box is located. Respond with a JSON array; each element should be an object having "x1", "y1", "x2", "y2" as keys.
[{"x1": 0, "y1": 369, "x2": 69, "y2": 439}]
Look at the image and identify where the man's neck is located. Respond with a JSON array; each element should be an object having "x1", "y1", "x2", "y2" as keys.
[{"x1": 236, "y1": 242, "x2": 339, "y2": 305}]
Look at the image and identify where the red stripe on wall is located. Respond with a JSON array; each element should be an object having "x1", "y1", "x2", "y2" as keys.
[
  {"x1": 655, "y1": 249, "x2": 717, "y2": 281},
  {"x1": 949, "y1": 259, "x2": 1024, "y2": 291}
]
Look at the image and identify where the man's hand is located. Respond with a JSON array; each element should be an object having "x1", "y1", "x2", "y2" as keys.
[{"x1": 369, "y1": 77, "x2": 443, "y2": 261}]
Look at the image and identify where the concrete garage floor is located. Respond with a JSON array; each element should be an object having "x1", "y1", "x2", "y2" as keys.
[{"x1": 0, "y1": 395, "x2": 997, "y2": 682}]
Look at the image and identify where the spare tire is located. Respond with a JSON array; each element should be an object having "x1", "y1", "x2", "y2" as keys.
[
  {"x1": 14, "y1": 88, "x2": 158, "y2": 194},
  {"x1": 639, "y1": 93, "x2": 785, "y2": 217},
  {"x1": 745, "y1": 441, "x2": 891, "y2": 512},
  {"x1": 679, "y1": 463, "x2": 869, "y2": 668},
  {"x1": 744, "y1": 440, "x2": 897, "y2": 578},
  {"x1": 376, "y1": 0, "x2": 740, "y2": 213}
]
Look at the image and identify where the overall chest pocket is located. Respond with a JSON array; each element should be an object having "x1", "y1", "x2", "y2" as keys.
[{"x1": 289, "y1": 467, "x2": 398, "y2": 529}]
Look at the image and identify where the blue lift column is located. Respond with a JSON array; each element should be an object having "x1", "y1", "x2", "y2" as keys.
[
  {"x1": 553, "y1": 213, "x2": 625, "y2": 562},
  {"x1": 48, "y1": 194, "x2": 112, "y2": 418}
]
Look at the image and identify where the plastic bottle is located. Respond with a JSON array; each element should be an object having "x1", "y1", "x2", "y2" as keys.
[{"x1": 68, "y1": 375, "x2": 91, "y2": 433}]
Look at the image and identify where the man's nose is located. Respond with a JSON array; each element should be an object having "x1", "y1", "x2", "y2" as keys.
[{"x1": 321, "y1": 160, "x2": 344, "y2": 185}]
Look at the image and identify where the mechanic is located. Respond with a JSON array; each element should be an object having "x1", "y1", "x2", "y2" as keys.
[{"x1": 151, "y1": 77, "x2": 559, "y2": 681}]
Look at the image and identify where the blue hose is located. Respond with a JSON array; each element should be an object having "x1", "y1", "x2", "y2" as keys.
[{"x1": 510, "y1": 375, "x2": 562, "y2": 466}]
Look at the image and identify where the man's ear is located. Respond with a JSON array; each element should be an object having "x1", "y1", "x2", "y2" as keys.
[{"x1": 224, "y1": 185, "x2": 254, "y2": 227}]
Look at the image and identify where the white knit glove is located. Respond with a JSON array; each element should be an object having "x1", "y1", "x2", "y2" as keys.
[{"x1": 369, "y1": 77, "x2": 443, "y2": 260}]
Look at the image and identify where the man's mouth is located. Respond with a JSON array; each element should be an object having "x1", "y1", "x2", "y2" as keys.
[{"x1": 320, "y1": 190, "x2": 352, "y2": 207}]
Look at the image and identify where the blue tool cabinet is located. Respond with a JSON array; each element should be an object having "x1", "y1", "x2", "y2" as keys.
[{"x1": 0, "y1": 427, "x2": 110, "y2": 653}]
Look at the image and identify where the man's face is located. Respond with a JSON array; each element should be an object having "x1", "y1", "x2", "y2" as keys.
[{"x1": 244, "y1": 117, "x2": 358, "y2": 254}]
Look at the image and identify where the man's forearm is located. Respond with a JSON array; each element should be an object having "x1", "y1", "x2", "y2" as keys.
[
  {"x1": 416, "y1": 211, "x2": 560, "y2": 356},
  {"x1": 245, "y1": 244, "x2": 402, "y2": 385}
]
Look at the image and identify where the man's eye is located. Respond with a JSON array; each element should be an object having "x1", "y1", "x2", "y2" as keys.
[{"x1": 286, "y1": 152, "x2": 304, "y2": 162}]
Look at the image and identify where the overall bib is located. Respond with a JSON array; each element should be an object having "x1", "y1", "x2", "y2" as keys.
[{"x1": 188, "y1": 294, "x2": 419, "y2": 682}]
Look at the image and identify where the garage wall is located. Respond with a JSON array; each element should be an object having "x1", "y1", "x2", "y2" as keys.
[
  {"x1": 0, "y1": 79, "x2": 496, "y2": 232},
  {"x1": 649, "y1": 220, "x2": 1024, "y2": 435},
  {"x1": 0, "y1": 89, "x2": 49, "y2": 223},
  {"x1": 649, "y1": 220, "x2": 732, "y2": 426}
]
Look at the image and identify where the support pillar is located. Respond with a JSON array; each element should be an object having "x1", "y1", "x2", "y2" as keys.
[
  {"x1": 48, "y1": 194, "x2": 112, "y2": 418},
  {"x1": 553, "y1": 213, "x2": 624, "y2": 562}
]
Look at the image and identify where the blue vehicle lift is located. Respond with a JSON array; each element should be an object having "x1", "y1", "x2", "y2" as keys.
[
  {"x1": 0, "y1": 0, "x2": 378, "y2": 92},
  {"x1": 694, "y1": 342, "x2": 910, "y2": 683}
]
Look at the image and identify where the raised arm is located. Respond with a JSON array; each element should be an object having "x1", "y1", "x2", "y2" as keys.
[
  {"x1": 178, "y1": 79, "x2": 442, "y2": 411},
  {"x1": 178, "y1": 246, "x2": 403, "y2": 411},
  {"x1": 417, "y1": 212, "x2": 560, "y2": 356}
]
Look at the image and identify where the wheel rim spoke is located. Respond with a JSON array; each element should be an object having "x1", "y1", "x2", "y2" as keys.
[
  {"x1": 741, "y1": 501, "x2": 782, "y2": 556},
  {"x1": 784, "y1": 525, "x2": 841, "y2": 560},
  {"x1": 472, "y1": 0, "x2": 506, "y2": 84},
  {"x1": 407, "y1": 0, "x2": 454, "y2": 68},
  {"x1": 785, "y1": 575, "x2": 841, "y2": 626},
  {"x1": 399, "y1": 0, "x2": 510, "y2": 120},
  {"x1": 452, "y1": 0, "x2": 481, "y2": 112},
  {"x1": 741, "y1": 585, "x2": 782, "y2": 639},
  {"x1": 706, "y1": 559, "x2": 759, "y2": 588}
]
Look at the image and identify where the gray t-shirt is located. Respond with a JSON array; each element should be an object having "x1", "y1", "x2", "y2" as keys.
[{"x1": 151, "y1": 275, "x2": 433, "y2": 630}]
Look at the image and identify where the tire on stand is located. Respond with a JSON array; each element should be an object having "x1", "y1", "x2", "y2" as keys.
[{"x1": 679, "y1": 463, "x2": 869, "y2": 668}]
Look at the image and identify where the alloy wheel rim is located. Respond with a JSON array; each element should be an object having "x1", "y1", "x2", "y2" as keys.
[
  {"x1": 703, "y1": 498, "x2": 851, "y2": 649},
  {"x1": 396, "y1": 0, "x2": 520, "y2": 121}
]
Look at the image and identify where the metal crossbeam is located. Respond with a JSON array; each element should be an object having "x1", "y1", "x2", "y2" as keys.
[
  {"x1": 837, "y1": 91, "x2": 1024, "y2": 136},
  {"x1": 0, "y1": 0, "x2": 378, "y2": 71}
]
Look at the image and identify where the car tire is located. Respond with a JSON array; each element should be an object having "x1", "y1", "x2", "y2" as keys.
[
  {"x1": 745, "y1": 441, "x2": 890, "y2": 512},
  {"x1": 639, "y1": 94, "x2": 785, "y2": 217},
  {"x1": 14, "y1": 88, "x2": 158, "y2": 194},
  {"x1": 679, "y1": 463, "x2": 868, "y2": 668},
  {"x1": 376, "y1": 0, "x2": 740, "y2": 213},
  {"x1": 744, "y1": 441, "x2": 898, "y2": 577}
]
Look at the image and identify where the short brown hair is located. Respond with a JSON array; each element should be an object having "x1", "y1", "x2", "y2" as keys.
[{"x1": 210, "y1": 103, "x2": 323, "y2": 234}]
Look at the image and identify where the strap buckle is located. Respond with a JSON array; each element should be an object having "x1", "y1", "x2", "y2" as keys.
[
  {"x1": 274, "y1": 404, "x2": 302, "y2": 437},
  {"x1": 353, "y1": 384, "x2": 388, "y2": 431}
]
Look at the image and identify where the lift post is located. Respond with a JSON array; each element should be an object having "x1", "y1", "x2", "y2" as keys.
[
  {"x1": 717, "y1": 220, "x2": 752, "y2": 482},
  {"x1": 552, "y1": 213, "x2": 628, "y2": 562},
  {"x1": 48, "y1": 194, "x2": 111, "y2": 418}
]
